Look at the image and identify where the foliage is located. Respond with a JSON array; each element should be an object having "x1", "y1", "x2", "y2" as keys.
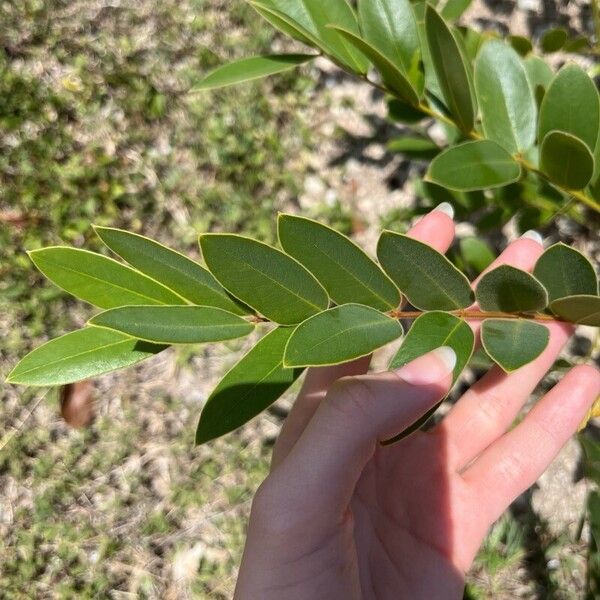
[{"x1": 7, "y1": 217, "x2": 600, "y2": 445}]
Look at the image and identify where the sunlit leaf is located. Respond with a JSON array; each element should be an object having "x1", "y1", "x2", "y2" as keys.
[
  {"x1": 476, "y1": 265, "x2": 548, "y2": 312},
  {"x1": 196, "y1": 327, "x2": 303, "y2": 444},
  {"x1": 278, "y1": 214, "x2": 400, "y2": 311},
  {"x1": 284, "y1": 304, "x2": 403, "y2": 367},
  {"x1": 377, "y1": 232, "x2": 474, "y2": 310},
  {"x1": 481, "y1": 318, "x2": 550, "y2": 372},
  {"x1": 6, "y1": 327, "x2": 166, "y2": 386}
]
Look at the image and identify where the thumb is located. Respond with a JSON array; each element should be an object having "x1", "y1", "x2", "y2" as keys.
[{"x1": 264, "y1": 347, "x2": 456, "y2": 528}]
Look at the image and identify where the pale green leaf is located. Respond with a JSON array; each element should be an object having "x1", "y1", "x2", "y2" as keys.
[
  {"x1": 89, "y1": 306, "x2": 254, "y2": 344},
  {"x1": 29, "y1": 247, "x2": 184, "y2": 309},
  {"x1": 377, "y1": 232, "x2": 474, "y2": 310},
  {"x1": 277, "y1": 214, "x2": 400, "y2": 311},
  {"x1": 425, "y1": 4, "x2": 476, "y2": 132},
  {"x1": 482, "y1": 318, "x2": 550, "y2": 372},
  {"x1": 283, "y1": 303, "x2": 403, "y2": 367},
  {"x1": 94, "y1": 226, "x2": 247, "y2": 314},
  {"x1": 533, "y1": 243, "x2": 598, "y2": 302},
  {"x1": 441, "y1": 0, "x2": 473, "y2": 20},
  {"x1": 540, "y1": 130, "x2": 594, "y2": 190},
  {"x1": 550, "y1": 295, "x2": 600, "y2": 327},
  {"x1": 199, "y1": 234, "x2": 328, "y2": 325},
  {"x1": 196, "y1": 327, "x2": 303, "y2": 444},
  {"x1": 6, "y1": 327, "x2": 166, "y2": 386},
  {"x1": 191, "y1": 54, "x2": 316, "y2": 91},
  {"x1": 426, "y1": 140, "x2": 522, "y2": 192},
  {"x1": 476, "y1": 265, "x2": 548, "y2": 312},
  {"x1": 474, "y1": 39, "x2": 537, "y2": 153}
]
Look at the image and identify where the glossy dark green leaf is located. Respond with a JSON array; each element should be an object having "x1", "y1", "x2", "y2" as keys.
[
  {"x1": 425, "y1": 5, "x2": 476, "y2": 132},
  {"x1": 459, "y1": 237, "x2": 495, "y2": 275},
  {"x1": 441, "y1": 0, "x2": 473, "y2": 20},
  {"x1": 541, "y1": 28, "x2": 568, "y2": 53},
  {"x1": 196, "y1": 327, "x2": 303, "y2": 444},
  {"x1": 331, "y1": 27, "x2": 419, "y2": 104},
  {"x1": 540, "y1": 130, "x2": 594, "y2": 190},
  {"x1": 387, "y1": 136, "x2": 440, "y2": 160},
  {"x1": 426, "y1": 140, "x2": 522, "y2": 192},
  {"x1": 413, "y1": 1, "x2": 444, "y2": 102},
  {"x1": 377, "y1": 231, "x2": 474, "y2": 310},
  {"x1": 550, "y1": 295, "x2": 600, "y2": 326},
  {"x1": 539, "y1": 64, "x2": 600, "y2": 152},
  {"x1": 389, "y1": 311, "x2": 474, "y2": 383},
  {"x1": 476, "y1": 265, "x2": 548, "y2": 312},
  {"x1": 563, "y1": 36, "x2": 591, "y2": 53},
  {"x1": 29, "y1": 247, "x2": 184, "y2": 309},
  {"x1": 508, "y1": 35, "x2": 533, "y2": 56},
  {"x1": 250, "y1": 1, "x2": 316, "y2": 45},
  {"x1": 357, "y1": 0, "x2": 423, "y2": 93},
  {"x1": 277, "y1": 214, "x2": 400, "y2": 311},
  {"x1": 481, "y1": 318, "x2": 550, "y2": 372},
  {"x1": 94, "y1": 227, "x2": 247, "y2": 314},
  {"x1": 533, "y1": 243, "x2": 598, "y2": 302},
  {"x1": 283, "y1": 304, "x2": 403, "y2": 367},
  {"x1": 199, "y1": 234, "x2": 328, "y2": 325},
  {"x1": 6, "y1": 327, "x2": 166, "y2": 386},
  {"x1": 191, "y1": 54, "x2": 316, "y2": 91},
  {"x1": 387, "y1": 98, "x2": 425, "y2": 123},
  {"x1": 255, "y1": 0, "x2": 369, "y2": 73},
  {"x1": 474, "y1": 39, "x2": 537, "y2": 153},
  {"x1": 89, "y1": 306, "x2": 254, "y2": 344}
]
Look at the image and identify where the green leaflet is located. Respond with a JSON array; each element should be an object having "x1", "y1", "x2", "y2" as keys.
[
  {"x1": 357, "y1": 0, "x2": 423, "y2": 94},
  {"x1": 540, "y1": 130, "x2": 594, "y2": 190},
  {"x1": 195, "y1": 327, "x2": 303, "y2": 444},
  {"x1": 459, "y1": 237, "x2": 495, "y2": 276},
  {"x1": 426, "y1": 140, "x2": 522, "y2": 192},
  {"x1": 377, "y1": 232, "x2": 474, "y2": 310},
  {"x1": 331, "y1": 27, "x2": 419, "y2": 105},
  {"x1": 250, "y1": 2, "x2": 317, "y2": 45},
  {"x1": 389, "y1": 311, "x2": 474, "y2": 383},
  {"x1": 524, "y1": 55, "x2": 554, "y2": 107},
  {"x1": 550, "y1": 295, "x2": 600, "y2": 327},
  {"x1": 474, "y1": 39, "x2": 537, "y2": 153},
  {"x1": 89, "y1": 306, "x2": 254, "y2": 344},
  {"x1": 278, "y1": 214, "x2": 400, "y2": 311},
  {"x1": 541, "y1": 28, "x2": 568, "y2": 53},
  {"x1": 425, "y1": 4, "x2": 476, "y2": 133},
  {"x1": 387, "y1": 135, "x2": 440, "y2": 161},
  {"x1": 29, "y1": 247, "x2": 184, "y2": 309},
  {"x1": 476, "y1": 265, "x2": 548, "y2": 313},
  {"x1": 283, "y1": 303, "x2": 403, "y2": 367},
  {"x1": 481, "y1": 318, "x2": 550, "y2": 372},
  {"x1": 191, "y1": 54, "x2": 316, "y2": 91},
  {"x1": 538, "y1": 64, "x2": 600, "y2": 153},
  {"x1": 255, "y1": 0, "x2": 369, "y2": 73},
  {"x1": 94, "y1": 226, "x2": 247, "y2": 314},
  {"x1": 6, "y1": 327, "x2": 166, "y2": 386},
  {"x1": 441, "y1": 0, "x2": 473, "y2": 20},
  {"x1": 533, "y1": 243, "x2": 598, "y2": 302},
  {"x1": 199, "y1": 233, "x2": 328, "y2": 325},
  {"x1": 509, "y1": 35, "x2": 533, "y2": 57}
]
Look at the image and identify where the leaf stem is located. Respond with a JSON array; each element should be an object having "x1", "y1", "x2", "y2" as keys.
[{"x1": 389, "y1": 309, "x2": 561, "y2": 322}]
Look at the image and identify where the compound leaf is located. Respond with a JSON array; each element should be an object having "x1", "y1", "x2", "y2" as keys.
[
  {"x1": 533, "y1": 243, "x2": 598, "y2": 302},
  {"x1": 377, "y1": 232, "x2": 474, "y2": 310},
  {"x1": 199, "y1": 234, "x2": 328, "y2": 325},
  {"x1": 94, "y1": 226, "x2": 247, "y2": 314},
  {"x1": 482, "y1": 318, "x2": 550, "y2": 372},
  {"x1": 476, "y1": 265, "x2": 548, "y2": 312},
  {"x1": 550, "y1": 295, "x2": 600, "y2": 327},
  {"x1": 6, "y1": 327, "x2": 166, "y2": 386},
  {"x1": 425, "y1": 4, "x2": 476, "y2": 133},
  {"x1": 474, "y1": 39, "x2": 537, "y2": 153},
  {"x1": 426, "y1": 140, "x2": 521, "y2": 192},
  {"x1": 540, "y1": 130, "x2": 594, "y2": 190},
  {"x1": 196, "y1": 327, "x2": 303, "y2": 444},
  {"x1": 29, "y1": 247, "x2": 184, "y2": 309},
  {"x1": 191, "y1": 54, "x2": 316, "y2": 90},
  {"x1": 390, "y1": 311, "x2": 474, "y2": 383},
  {"x1": 278, "y1": 214, "x2": 400, "y2": 311},
  {"x1": 284, "y1": 303, "x2": 403, "y2": 367},
  {"x1": 89, "y1": 306, "x2": 254, "y2": 344}
]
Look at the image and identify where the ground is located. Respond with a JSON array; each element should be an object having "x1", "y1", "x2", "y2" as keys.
[{"x1": 0, "y1": 0, "x2": 599, "y2": 598}]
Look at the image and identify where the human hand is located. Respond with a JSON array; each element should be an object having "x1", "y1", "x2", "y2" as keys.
[{"x1": 234, "y1": 208, "x2": 600, "y2": 600}]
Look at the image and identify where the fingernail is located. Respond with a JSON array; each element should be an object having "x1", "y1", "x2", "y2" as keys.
[
  {"x1": 395, "y1": 346, "x2": 457, "y2": 385},
  {"x1": 433, "y1": 202, "x2": 454, "y2": 219},
  {"x1": 520, "y1": 230, "x2": 543, "y2": 245}
]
